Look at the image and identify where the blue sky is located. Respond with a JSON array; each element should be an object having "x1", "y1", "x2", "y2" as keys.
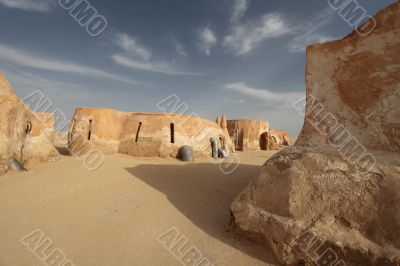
[{"x1": 0, "y1": 0, "x2": 395, "y2": 135}]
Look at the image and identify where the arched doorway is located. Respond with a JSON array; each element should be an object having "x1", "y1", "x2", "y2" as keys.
[{"x1": 259, "y1": 132, "x2": 268, "y2": 150}]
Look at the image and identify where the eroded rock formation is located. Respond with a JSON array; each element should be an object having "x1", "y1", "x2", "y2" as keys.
[
  {"x1": 0, "y1": 74, "x2": 59, "y2": 171},
  {"x1": 231, "y1": 2, "x2": 400, "y2": 265},
  {"x1": 68, "y1": 108, "x2": 234, "y2": 159}
]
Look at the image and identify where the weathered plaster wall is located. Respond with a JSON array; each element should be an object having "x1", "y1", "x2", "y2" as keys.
[
  {"x1": 0, "y1": 73, "x2": 14, "y2": 95},
  {"x1": 69, "y1": 108, "x2": 234, "y2": 158},
  {"x1": 227, "y1": 120, "x2": 270, "y2": 151},
  {"x1": 35, "y1": 112, "x2": 55, "y2": 142},
  {"x1": 0, "y1": 74, "x2": 59, "y2": 166},
  {"x1": 269, "y1": 129, "x2": 290, "y2": 150}
]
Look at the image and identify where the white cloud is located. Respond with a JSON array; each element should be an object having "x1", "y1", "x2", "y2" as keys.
[
  {"x1": 174, "y1": 43, "x2": 187, "y2": 57},
  {"x1": 111, "y1": 55, "x2": 202, "y2": 76},
  {"x1": 3, "y1": 70, "x2": 90, "y2": 96},
  {"x1": 224, "y1": 98, "x2": 245, "y2": 104},
  {"x1": 223, "y1": 14, "x2": 292, "y2": 56},
  {"x1": 224, "y1": 83, "x2": 303, "y2": 106},
  {"x1": 0, "y1": 0, "x2": 53, "y2": 12},
  {"x1": 197, "y1": 26, "x2": 218, "y2": 56},
  {"x1": 0, "y1": 42, "x2": 145, "y2": 86},
  {"x1": 289, "y1": 9, "x2": 336, "y2": 52},
  {"x1": 114, "y1": 33, "x2": 152, "y2": 61},
  {"x1": 231, "y1": 0, "x2": 249, "y2": 23},
  {"x1": 112, "y1": 33, "x2": 201, "y2": 76}
]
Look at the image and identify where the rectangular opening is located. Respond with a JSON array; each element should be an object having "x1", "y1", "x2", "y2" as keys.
[
  {"x1": 170, "y1": 123, "x2": 175, "y2": 143},
  {"x1": 88, "y1": 120, "x2": 93, "y2": 141},
  {"x1": 135, "y1": 122, "x2": 142, "y2": 143}
]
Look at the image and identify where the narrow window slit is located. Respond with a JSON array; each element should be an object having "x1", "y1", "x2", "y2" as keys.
[
  {"x1": 88, "y1": 119, "x2": 93, "y2": 140},
  {"x1": 170, "y1": 123, "x2": 175, "y2": 143},
  {"x1": 135, "y1": 122, "x2": 143, "y2": 143}
]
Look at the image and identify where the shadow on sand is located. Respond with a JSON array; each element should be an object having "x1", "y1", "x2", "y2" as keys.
[
  {"x1": 55, "y1": 146, "x2": 71, "y2": 156},
  {"x1": 126, "y1": 162, "x2": 277, "y2": 265}
]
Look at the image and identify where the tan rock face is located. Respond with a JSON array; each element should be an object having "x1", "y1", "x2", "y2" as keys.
[
  {"x1": 227, "y1": 120, "x2": 270, "y2": 151},
  {"x1": 231, "y1": 2, "x2": 400, "y2": 265},
  {"x1": 68, "y1": 108, "x2": 234, "y2": 158},
  {"x1": 0, "y1": 75, "x2": 59, "y2": 169}
]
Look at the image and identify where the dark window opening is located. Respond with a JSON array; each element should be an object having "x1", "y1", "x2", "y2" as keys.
[
  {"x1": 170, "y1": 123, "x2": 175, "y2": 143},
  {"x1": 135, "y1": 122, "x2": 143, "y2": 143},
  {"x1": 88, "y1": 119, "x2": 93, "y2": 141},
  {"x1": 25, "y1": 121, "x2": 32, "y2": 135}
]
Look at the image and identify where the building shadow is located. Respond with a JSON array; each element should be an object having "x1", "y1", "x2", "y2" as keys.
[
  {"x1": 126, "y1": 162, "x2": 278, "y2": 265},
  {"x1": 55, "y1": 146, "x2": 72, "y2": 156}
]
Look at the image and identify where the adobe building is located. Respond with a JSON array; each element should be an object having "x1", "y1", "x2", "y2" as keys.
[
  {"x1": 0, "y1": 74, "x2": 59, "y2": 169},
  {"x1": 226, "y1": 119, "x2": 270, "y2": 151},
  {"x1": 226, "y1": 119, "x2": 290, "y2": 151},
  {"x1": 268, "y1": 129, "x2": 290, "y2": 150},
  {"x1": 68, "y1": 108, "x2": 235, "y2": 159}
]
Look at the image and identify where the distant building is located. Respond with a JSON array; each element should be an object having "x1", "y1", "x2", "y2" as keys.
[
  {"x1": 225, "y1": 119, "x2": 290, "y2": 151},
  {"x1": 69, "y1": 108, "x2": 234, "y2": 159}
]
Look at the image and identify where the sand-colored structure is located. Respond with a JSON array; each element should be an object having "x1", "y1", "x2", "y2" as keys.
[
  {"x1": 268, "y1": 129, "x2": 290, "y2": 150},
  {"x1": 226, "y1": 119, "x2": 290, "y2": 151},
  {"x1": 226, "y1": 119, "x2": 270, "y2": 151},
  {"x1": 35, "y1": 112, "x2": 55, "y2": 141},
  {"x1": 0, "y1": 74, "x2": 59, "y2": 172},
  {"x1": 231, "y1": 2, "x2": 400, "y2": 265},
  {"x1": 68, "y1": 108, "x2": 234, "y2": 159}
]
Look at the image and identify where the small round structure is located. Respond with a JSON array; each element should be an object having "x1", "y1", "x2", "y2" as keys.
[{"x1": 178, "y1": 145, "x2": 194, "y2": 162}]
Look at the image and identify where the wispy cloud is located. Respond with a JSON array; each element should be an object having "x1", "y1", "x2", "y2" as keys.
[
  {"x1": 0, "y1": 0, "x2": 53, "y2": 12},
  {"x1": 197, "y1": 26, "x2": 218, "y2": 56},
  {"x1": 224, "y1": 7, "x2": 293, "y2": 56},
  {"x1": 223, "y1": 98, "x2": 245, "y2": 104},
  {"x1": 224, "y1": 83, "x2": 303, "y2": 106},
  {"x1": 112, "y1": 55, "x2": 202, "y2": 76},
  {"x1": 0, "y1": 42, "x2": 146, "y2": 86},
  {"x1": 114, "y1": 33, "x2": 152, "y2": 61},
  {"x1": 3, "y1": 70, "x2": 90, "y2": 96},
  {"x1": 231, "y1": 0, "x2": 249, "y2": 23},
  {"x1": 112, "y1": 33, "x2": 201, "y2": 76},
  {"x1": 174, "y1": 43, "x2": 187, "y2": 57},
  {"x1": 289, "y1": 9, "x2": 336, "y2": 52}
]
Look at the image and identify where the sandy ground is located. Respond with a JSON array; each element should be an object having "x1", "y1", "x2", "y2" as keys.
[{"x1": 0, "y1": 151, "x2": 280, "y2": 266}]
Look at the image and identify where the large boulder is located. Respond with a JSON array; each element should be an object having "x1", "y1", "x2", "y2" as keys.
[{"x1": 230, "y1": 2, "x2": 400, "y2": 265}]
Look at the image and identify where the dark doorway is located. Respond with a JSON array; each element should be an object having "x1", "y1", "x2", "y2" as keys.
[
  {"x1": 170, "y1": 123, "x2": 175, "y2": 143},
  {"x1": 260, "y1": 132, "x2": 268, "y2": 150}
]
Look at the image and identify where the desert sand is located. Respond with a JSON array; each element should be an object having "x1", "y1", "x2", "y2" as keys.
[{"x1": 0, "y1": 151, "x2": 279, "y2": 266}]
